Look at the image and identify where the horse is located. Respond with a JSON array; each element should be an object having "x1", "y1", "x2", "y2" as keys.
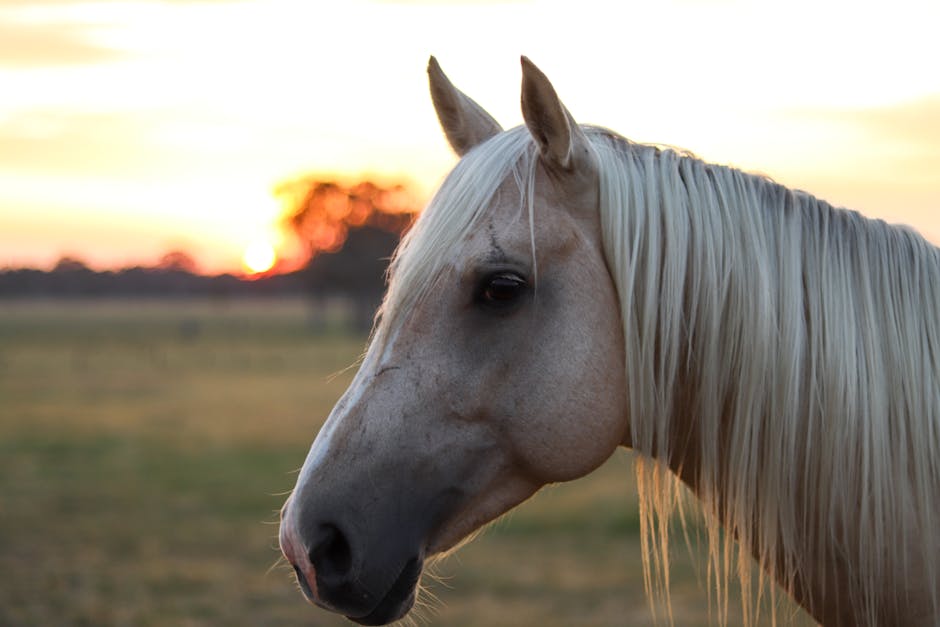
[{"x1": 279, "y1": 56, "x2": 940, "y2": 626}]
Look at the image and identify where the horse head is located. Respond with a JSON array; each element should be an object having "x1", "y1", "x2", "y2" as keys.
[{"x1": 278, "y1": 57, "x2": 629, "y2": 625}]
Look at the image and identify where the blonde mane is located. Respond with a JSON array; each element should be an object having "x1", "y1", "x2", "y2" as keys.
[
  {"x1": 594, "y1": 130, "x2": 940, "y2": 624},
  {"x1": 379, "y1": 125, "x2": 940, "y2": 624}
]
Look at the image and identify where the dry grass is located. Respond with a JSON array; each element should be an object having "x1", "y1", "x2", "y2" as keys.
[{"x1": 0, "y1": 298, "x2": 811, "y2": 626}]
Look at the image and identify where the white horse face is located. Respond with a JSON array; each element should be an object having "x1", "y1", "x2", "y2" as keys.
[{"x1": 279, "y1": 58, "x2": 628, "y2": 625}]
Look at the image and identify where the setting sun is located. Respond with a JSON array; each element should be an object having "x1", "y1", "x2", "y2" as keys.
[{"x1": 242, "y1": 240, "x2": 276, "y2": 274}]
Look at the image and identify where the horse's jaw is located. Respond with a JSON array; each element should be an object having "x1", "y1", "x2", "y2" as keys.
[
  {"x1": 424, "y1": 471, "x2": 541, "y2": 557},
  {"x1": 344, "y1": 557, "x2": 423, "y2": 626}
]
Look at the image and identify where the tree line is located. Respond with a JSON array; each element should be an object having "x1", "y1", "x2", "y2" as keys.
[{"x1": 1, "y1": 179, "x2": 422, "y2": 330}]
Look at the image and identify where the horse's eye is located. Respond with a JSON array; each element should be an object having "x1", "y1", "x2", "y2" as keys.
[{"x1": 478, "y1": 272, "x2": 527, "y2": 306}]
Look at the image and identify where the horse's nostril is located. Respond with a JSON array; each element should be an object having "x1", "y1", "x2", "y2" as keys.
[{"x1": 309, "y1": 523, "x2": 352, "y2": 580}]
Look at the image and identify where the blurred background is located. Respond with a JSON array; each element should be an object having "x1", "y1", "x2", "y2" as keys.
[{"x1": 1, "y1": 0, "x2": 936, "y2": 625}]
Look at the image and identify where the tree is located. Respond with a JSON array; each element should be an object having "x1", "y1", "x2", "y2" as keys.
[
  {"x1": 53, "y1": 255, "x2": 91, "y2": 273},
  {"x1": 277, "y1": 177, "x2": 420, "y2": 331},
  {"x1": 279, "y1": 179, "x2": 416, "y2": 255},
  {"x1": 156, "y1": 250, "x2": 198, "y2": 274}
]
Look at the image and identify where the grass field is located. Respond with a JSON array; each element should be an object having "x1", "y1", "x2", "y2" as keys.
[{"x1": 0, "y1": 298, "x2": 812, "y2": 626}]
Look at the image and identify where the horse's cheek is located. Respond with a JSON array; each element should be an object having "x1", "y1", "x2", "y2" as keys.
[
  {"x1": 549, "y1": 399, "x2": 624, "y2": 481},
  {"x1": 507, "y1": 363, "x2": 624, "y2": 483},
  {"x1": 514, "y1": 294, "x2": 625, "y2": 482}
]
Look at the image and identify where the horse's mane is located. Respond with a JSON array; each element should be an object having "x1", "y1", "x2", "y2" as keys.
[
  {"x1": 594, "y1": 130, "x2": 940, "y2": 624},
  {"x1": 379, "y1": 125, "x2": 940, "y2": 624}
]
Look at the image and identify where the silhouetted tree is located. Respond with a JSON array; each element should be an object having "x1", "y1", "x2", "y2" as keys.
[
  {"x1": 53, "y1": 256, "x2": 91, "y2": 273},
  {"x1": 302, "y1": 226, "x2": 401, "y2": 330},
  {"x1": 156, "y1": 250, "x2": 198, "y2": 274},
  {"x1": 277, "y1": 178, "x2": 420, "y2": 331}
]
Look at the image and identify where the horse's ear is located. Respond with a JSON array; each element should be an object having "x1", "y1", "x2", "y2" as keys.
[
  {"x1": 520, "y1": 56, "x2": 590, "y2": 172},
  {"x1": 428, "y1": 56, "x2": 502, "y2": 157}
]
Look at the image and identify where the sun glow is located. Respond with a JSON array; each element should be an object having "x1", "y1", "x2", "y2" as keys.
[{"x1": 242, "y1": 240, "x2": 277, "y2": 275}]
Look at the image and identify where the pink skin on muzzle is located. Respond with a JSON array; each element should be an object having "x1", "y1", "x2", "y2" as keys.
[{"x1": 279, "y1": 499, "x2": 319, "y2": 602}]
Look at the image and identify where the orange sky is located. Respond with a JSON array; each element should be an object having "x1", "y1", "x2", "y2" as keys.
[{"x1": 1, "y1": 0, "x2": 938, "y2": 274}]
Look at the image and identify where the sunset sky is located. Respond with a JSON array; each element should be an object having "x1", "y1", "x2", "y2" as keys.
[{"x1": 1, "y1": 0, "x2": 938, "y2": 274}]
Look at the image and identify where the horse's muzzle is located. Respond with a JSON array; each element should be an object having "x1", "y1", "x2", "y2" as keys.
[{"x1": 279, "y1": 498, "x2": 422, "y2": 625}]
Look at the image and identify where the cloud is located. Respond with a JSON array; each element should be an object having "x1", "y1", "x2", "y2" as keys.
[
  {"x1": 789, "y1": 96, "x2": 940, "y2": 155},
  {"x1": 847, "y1": 98, "x2": 940, "y2": 186},
  {"x1": 784, "y1": 96, "x2": 940, "y2": 187},
  {"x1": 0, "y1": 21, "x2": 123, "y2": 67},
  {"x1": 847, "y1": 97, "x2": 940, "y2": 149},
  {"x1": 0, "y1": 0, "x2": 251, "y2": 68},
  {"x1": 0, "y1": 107, "x2": 264, "y2": 181},
  {"x1": 775, "y1": 96, "x2": 940, "y2": 233},
  {"x1": 0, "y1": 110, "x2": 158, "y2": 176}
]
